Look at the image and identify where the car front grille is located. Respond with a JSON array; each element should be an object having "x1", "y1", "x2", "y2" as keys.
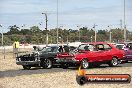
[
  {"x1": 19, "y1": 54, "x2": 36, "y2": 61},
  {"x1": 21, "y1": 57, "x2": 35, "y2": 61}
]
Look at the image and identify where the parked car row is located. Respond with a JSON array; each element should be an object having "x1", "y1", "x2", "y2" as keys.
[
  {"x1": 16, "y1": 42, "x2": 131, "y2": 70},
  {"x1": 115, "y1": 42, "x2": 132, "y2": 62}
]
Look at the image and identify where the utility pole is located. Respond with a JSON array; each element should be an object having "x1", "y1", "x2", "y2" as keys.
[
  {"x1": 42, "y1": 13, "x2": 48, "y2": 46},
  {"x1": 120, "y1": 19, "x2": 124, "y2": 42},
  {"x1": 124, "y1": 0, "x2": 126, "y2": 42},
  {"x1": 67, "y1": 27, "x2": 69, "y2": 43},
  {"x1": 67, "y1": 36, "x2": 69, "y2": 44},
  {"x1": 110, "y1": 32, "x2": 112, "y2": 43},
  {"x1": 0, "y1": 24, "x2": 5, "y2": 59},
  {"x1": 108, "y1": 25, "x2": 112, "y2": 43},
  {"x1": 77, "y1": 25, "x2": 81, "y2": 42},
  {"x1": 120, "y1": 19, "x2": 123, "y2": 29},
  {"x1": 21, "y1": 24, "x2": 26, "y2": 48},
  {"x1": 59, "y1": 26, "x2": 63, "y2": 43},
  {"x1": 57, "y1": 0, "x2": 59, "y2": 45},
  {"x1": 93, "y1": 24, "x2": 97, "y2": 42},
  {"x1": 0, "y1": 24, "x2": 3, "y2": 46}
]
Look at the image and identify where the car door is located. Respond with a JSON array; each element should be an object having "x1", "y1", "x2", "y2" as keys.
[
  {"x1": 39, "y1": 47, "x2": 50, "y2": 59},
  {"x1": 48, "y1": 47, "x2": 58, "y2": 58},
  {"x1": 92, "y1": 44, "x2": 105, "y2": 62},
  {"x1": 103, "y1": 44, "x2": 113, "y2": 61}
]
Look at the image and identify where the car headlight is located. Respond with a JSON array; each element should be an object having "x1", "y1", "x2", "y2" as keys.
[{"x1": 16, "y1": 58, "x2": 21, "y2": 61}]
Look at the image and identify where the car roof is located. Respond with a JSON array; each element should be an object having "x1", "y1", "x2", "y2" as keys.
[
  {"x1": 116, "y1": 43, "x2": 125, "y2": 45},
  {"x1": 47, "y1": 45, "x2": 69, "y2": 48},
  {"x1": 81, "y1": 42, "x2": 110, "y2": 45}
]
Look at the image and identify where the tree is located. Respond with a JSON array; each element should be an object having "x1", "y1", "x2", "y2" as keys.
[
  {"x1": 111, "y1": 28, "x2": 124, "y2": 42},
  {"x1": 30, "y1": 26, "x2": 41, "y2": 33},
  {"x1": 7, "y1": 25, "x2": 20, "y2": 34},
  {"x1": 3, "y1": 25, "x2": 132, "y2": 45},
  {"x1": 20, "y1": 29, "x2": 31, "y2": 35}
]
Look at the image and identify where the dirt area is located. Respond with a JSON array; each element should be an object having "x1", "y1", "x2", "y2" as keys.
[{"x1": 0, "y1": 52, "x2": 132, "y2": 88}]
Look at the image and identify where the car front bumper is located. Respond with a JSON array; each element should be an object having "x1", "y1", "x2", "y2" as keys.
[
  {"x1": 16, "y1": 61, "x2": 41, "y2": 65},
  {"x1": 118, "y1": 57, "x2": 126, "y2": 63}
]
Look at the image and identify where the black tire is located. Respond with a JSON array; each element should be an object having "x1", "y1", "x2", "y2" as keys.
[
  {"x1": 76, "y1": 75, "x2": 87, "y2": 85},
  {"x1": 81, "y1": 59, "x2": 90, "y2": 69},
  {"x1": 93, "y1": 63, "x2": 101, "y2": 67},
  {"x1": 62, "y1": 63, "x2": 69, "y2": 69},
  {"x1": 125, "y1": 60, "x2": 129, "y2": 63},
  {"x1": 108, "y1": 57, "x2": 118, "y2": 67},
  {"x1": 41, "y1": 59, "x2": 52, "y2": 69},
  {"x1": 22, "y1": 65, "x2": 31, "y2": 70}
]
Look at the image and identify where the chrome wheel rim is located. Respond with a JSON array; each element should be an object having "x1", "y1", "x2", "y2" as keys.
[
  {"x1": 112, "y1": 58, "x2": 118, "y2": 66},
  {"x1": 46, "y1": 59, "x2": 52, "y2": 68},
  {"x1": 82, "y1": 59, "x2": 89, "y2": 68}
]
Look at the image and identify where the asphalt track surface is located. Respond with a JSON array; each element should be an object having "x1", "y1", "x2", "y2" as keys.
[{"x1": 0, "y1": 61, "x2": 132, "y2": 78}]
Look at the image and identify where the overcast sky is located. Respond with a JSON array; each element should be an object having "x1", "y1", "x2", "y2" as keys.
[{"x1": 0, "y1": 0, "x2": 132, "y2": 32}]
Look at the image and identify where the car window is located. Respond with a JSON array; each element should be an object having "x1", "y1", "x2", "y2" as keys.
[
  {"x1": 78, "y1": 44, "x2": 95, "y2": 51},
  {"x1": 78, "y1": 44, "x2": 86, "y2": 50},
  {"x1": 104, "y1": 44, "x2": 112, "y2": 50},
  {"x1": 40, "y1": 47, "x2": 58, "y2": 52},
  {"x1": 88, "y1": 45, "x2": 95, "y2": 51},
  {"x1": 96, "y1": 44, "x2": 104, "y2": 50},
  {"x1": 58, "y1": 46, "x2": 63, "y2": 52},
  {"x1": 46, "y1": 48, "x2": 52, "y2": 52},
  {"x1": 51, "y1": 47, "x2": 58, "y2": 52},
  {"x1": 116, "y1": 45, "x2": 124, "y2": 50},
  {"x1": 63, "y1": 46, "x2": 70, "y2": 52},
  {"x1": 41, "y1": 47, "x2": 47, "y2": 52},
  {"x1": 69, "y1": 46, "x2": 76, "y2": 51},
  {"x1": 58, "y1": 46, "x2": 70, "y2": 52}
]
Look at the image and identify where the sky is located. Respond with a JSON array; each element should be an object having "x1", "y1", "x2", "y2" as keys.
[{"x1": 0, "y1": 0, "x2": 132, "y2": 32}]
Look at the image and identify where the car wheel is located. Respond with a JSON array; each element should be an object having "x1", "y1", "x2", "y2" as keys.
[
  {"x1": 108, "y1": 57, "x2": 118, "y2": 67},
  {"x1": 62, "y1": 64, "x2": 69, "y2": 69},
  {"x1": 81, "y1": 59, "x2": 89, "y2": 69},
  {"x1": 125, "y1": 60, "x2": 129, "y2": 63},
  {"x1": 76, "y1": 75, "x2": 87, "y2": 85},
  {"x1": 42, "y1": 59, "x2": 52, "y2": 69},
  {"x1": 23, "y1": 65, "x2": 31, "y2": 70}
]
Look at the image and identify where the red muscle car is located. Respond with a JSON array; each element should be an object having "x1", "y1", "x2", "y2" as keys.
[{"x1": 56, "y1": 42, "x2": 125, "y2": 69}]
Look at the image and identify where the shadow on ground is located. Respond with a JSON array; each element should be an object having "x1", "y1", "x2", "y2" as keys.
[
  {"x1": 0, "y1": 62, "x2": 131, "y2": 78},
  {"x1": 0, "y1": 66, "x2": 69, "y2": 78}
]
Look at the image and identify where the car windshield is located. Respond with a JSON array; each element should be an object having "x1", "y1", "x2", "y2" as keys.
[
  {"x1": 39, "y1": 45, "x2": 70, "y2": 53},
  {"x1": 40, "y1": 47, "x2": 58, "y2": 52},
  {"x1": 116, "y1": 45, "x2": 124, "y2": 50}
]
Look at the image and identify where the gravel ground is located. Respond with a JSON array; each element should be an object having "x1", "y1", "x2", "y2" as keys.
[{"x1": 0, "y1": 53, "x2": 132, "y2": 88}]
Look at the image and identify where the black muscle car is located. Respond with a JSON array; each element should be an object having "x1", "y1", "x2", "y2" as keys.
[{"x1": 16, "y1": 45, "x2": 70, "y2": 70}]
